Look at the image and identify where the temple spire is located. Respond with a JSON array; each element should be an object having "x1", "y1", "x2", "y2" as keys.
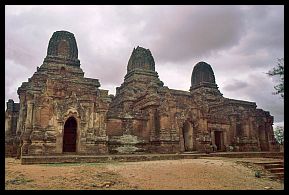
[
  {"x1": 127, "y1": 46, "x2": 155, "y2": 72},
  {"x1": 44, "y1": 30, "x2": 80, "y2": 67}
]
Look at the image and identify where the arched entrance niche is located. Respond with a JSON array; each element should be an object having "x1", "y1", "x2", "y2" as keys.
[
  {"x1": 63, "y1": 117, "x2": 77, "y2": 153},
  {"x1": 182, "y1": 121, "x2": 194, "y2": 151}
]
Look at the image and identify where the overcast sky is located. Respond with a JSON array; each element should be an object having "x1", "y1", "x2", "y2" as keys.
[{"x1": 5, "y1": 5, "x2": 284, "y2": 127}]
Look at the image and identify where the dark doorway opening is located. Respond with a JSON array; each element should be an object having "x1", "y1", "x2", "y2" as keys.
[
  {"x1": 214, "y1": 131, "x2": 222, "y2": 151},
  {"x1": 258, "y1": 126, "x2": 269, "y2": 151},
  {"x1": 182, "y1": 121, "x2": 193, "y2": 151},
  {"x1": 63, "y1": 117, "x2": 77, "y2": 153}
]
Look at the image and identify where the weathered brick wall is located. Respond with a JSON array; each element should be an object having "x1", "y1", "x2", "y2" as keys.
[
  {"x1": 106, "y1": 119, "x2": 123, "y2": 136},
  {"x1": 5, "y1": 31, "x2": 278, "y2": 157}
]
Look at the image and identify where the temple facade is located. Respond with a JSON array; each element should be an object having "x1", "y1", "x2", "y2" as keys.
[{"x1": 5, "y1": 30, "x2": 279, "y2": 158}]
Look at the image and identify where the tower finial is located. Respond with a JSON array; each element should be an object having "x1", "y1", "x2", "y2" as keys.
[
  {"x1": 44, "y1": 30, "x2": 80, "y2": 67},
  {"x1": 127, "y1": 46, "x2": 155, "y2": 72}
]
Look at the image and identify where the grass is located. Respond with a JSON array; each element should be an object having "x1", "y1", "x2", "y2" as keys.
[
  {"x1": 40, "y1": 162, "x2": 84, "y2": 167},
  {"x1": 6, "y1": 176, "x2": 34, "y2": 185}
]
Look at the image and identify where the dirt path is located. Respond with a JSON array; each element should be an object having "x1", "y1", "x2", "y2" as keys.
[{"x1": 5, "y1": 157, "x2": 284, "y2": 190}]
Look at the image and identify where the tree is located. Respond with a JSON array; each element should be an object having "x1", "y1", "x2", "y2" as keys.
[
  {"x1": 274, "y1": 126, "x2": 284, "y2": 145},
  {"x1": 267, "y1": 58, "x2": 284, "y2": 98}
]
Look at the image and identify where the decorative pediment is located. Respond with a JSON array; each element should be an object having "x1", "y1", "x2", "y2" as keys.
[{"x1": 53, "y1": 92, "x2": 85, "y2": 121}]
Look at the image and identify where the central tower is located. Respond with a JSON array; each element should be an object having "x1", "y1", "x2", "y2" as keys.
[
  {"x1": 127, "y1": 46, "x2": 155, "y2": 72},
  {"x1": 111, "y1": 46, "x2": 164, "y2": 109},
  {"x1": 124, "y1": 46, "x2": 162, "y2": 84}
]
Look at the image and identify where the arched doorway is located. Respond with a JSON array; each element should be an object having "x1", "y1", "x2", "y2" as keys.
[
  {"x1": 63, "y1": 117, "x2": 77, "y2": 153},
  {"x1": 182, "y1": 121, "x2": 194, "y2": 151}
]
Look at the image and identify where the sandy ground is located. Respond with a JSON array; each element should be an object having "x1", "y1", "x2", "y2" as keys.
[{"x1": 5, "y1": 157, "x2": 284, "y2": 190}]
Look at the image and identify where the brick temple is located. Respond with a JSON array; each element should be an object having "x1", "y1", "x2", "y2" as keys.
[{"x1": 5, "y1": 30, "x2": 280, "y2": 158}]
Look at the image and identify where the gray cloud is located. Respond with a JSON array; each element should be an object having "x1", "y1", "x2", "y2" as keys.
[
  {"x1": 223, "y1": 79, "x2": 249, "y2": 92},
  {"x1": 149, "y1": 6, "x2": 246, "y2": 64},
  {"x1": 5, "y1": 5, "x2": 284, "y2": 125},
  {"x1": 232, "y1": 5, "x2": 284, "y2": 57}
]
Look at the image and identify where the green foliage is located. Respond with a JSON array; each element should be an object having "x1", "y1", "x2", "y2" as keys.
[
  {"x1": 274, "y1": 126, "x2": 284, "y2": 145},
  {"x1": 267, "y1": 58, "x2": 284, "y2": 98},
  {"x1": 255, "y1": 171, "x2": 261, "y2": 178}
]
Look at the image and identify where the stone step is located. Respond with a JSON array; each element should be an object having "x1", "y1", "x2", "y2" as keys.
[
  {"x1": 275, "y1": 172, "x2": 284, "y2": 177},
  {"x1": 20, "y1": 152, "x2": 284, "y2": 165},
  {"x1": 261, "y1": 174, "x2": 280, "y2": 179},
  {"x1": 264, "y1": 164, "x2": 284, "y2": 169},
  {"x1": 268, "y1": 168, "x2": 284, "y2": 173},
  {"x1": 272, "y1": 172, "x2": 283, "y2": 179},
  {"x1": 183, "y1": 151, "x2": 200, "y2": 154},
  {"x1": 254, "y1": 161, "x2": 283, "y2": 165},
  {"x1": 265, "y1": 156, "x2": 284, "y2": 159},
  {"x1": 260, "y1": 172, "x2": 284, "y2": 180},
  {"x1": 274, "y1": 173, "x2": 284, "y2": 180},
  {"x1": 254, "y1": 161, "x2": 284, "y2": 181}
]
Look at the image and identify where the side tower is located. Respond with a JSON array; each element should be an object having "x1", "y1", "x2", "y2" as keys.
[
  {"x1": 190, "y1": 61, "x2": 218, "y2": 90},
  {"x1": 5, "y1": 99, "x2": 20, "y2": 157},
  {"x1": 189, "y1": 61, "x2": 278, "y2": 152},
  {"x1": 180, "y1": 61, "x2": 225, "y2": 152},
  {"x1": 15, "y1": 31, "x2": 110, "y2": 157}
]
